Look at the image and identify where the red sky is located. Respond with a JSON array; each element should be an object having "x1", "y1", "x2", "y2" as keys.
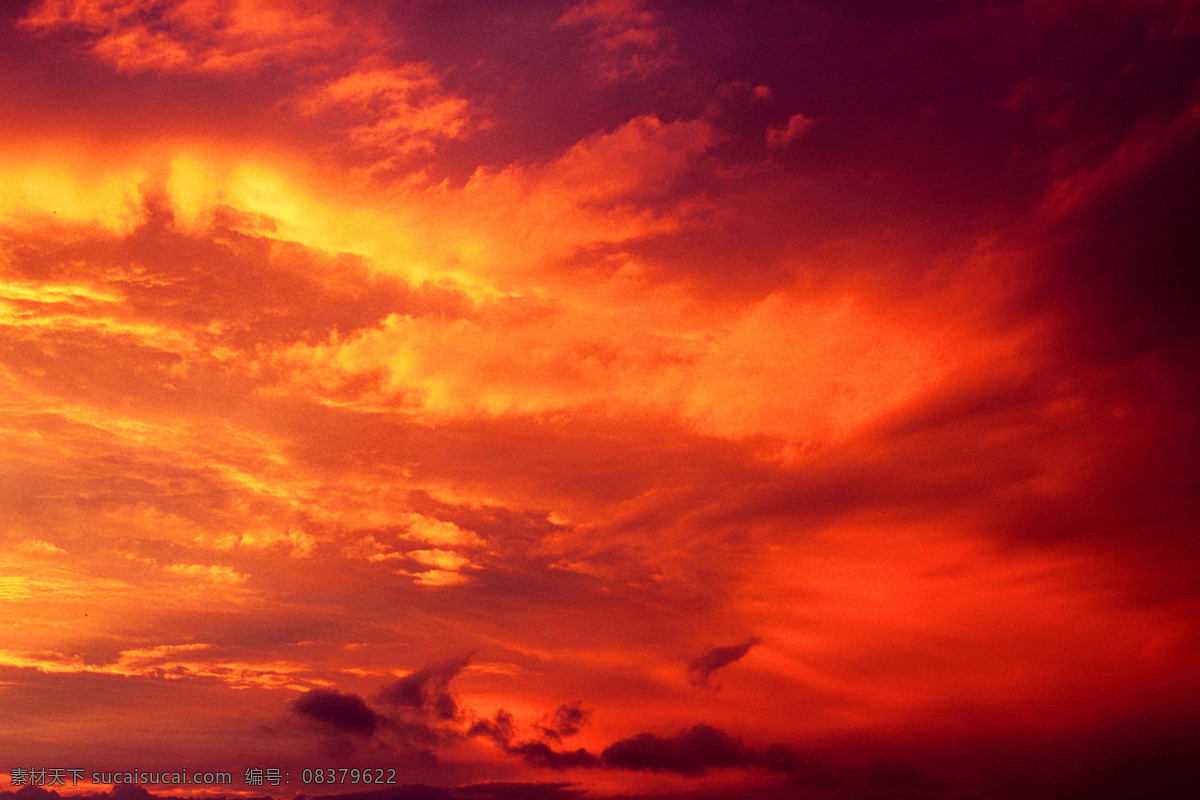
[{"x1": 1, "y1": 1, "x2": 1199, "y2": 799}]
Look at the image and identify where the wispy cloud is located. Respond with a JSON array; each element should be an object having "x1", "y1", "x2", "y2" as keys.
[
  {"x1": 556, "y1": 0, "x2": 675, "y2": 83},
  {"x1": 21, "y1": 0, "x2": 363, "y2": 74},
  {"x1": 687, "y1": 637, "x2": 760, "y2": 688}
]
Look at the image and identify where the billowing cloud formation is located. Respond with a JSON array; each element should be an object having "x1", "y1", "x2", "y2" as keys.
[
  {"x1": 686, "y1": 637, "x2": 760, "y2": 688},
  {"x1": 293, "y1": 688, "x2": 378, "y2": 736}
]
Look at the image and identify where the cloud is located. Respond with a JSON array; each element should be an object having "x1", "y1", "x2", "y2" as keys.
[
  {"x1": 402, "y1": 515, "x2": 484, "y2": 549},
  {"x1": 409, "y1": 550, "x2": 472, "y2": 572},
  {"x1": 766, "y1": 114, "x2": 814, "y2": 148},
  {"x1": 15, "y1": 539, "x2": 67, "y2": 555},
  {"x1": 163, "y1": 563, "x2": 248, "y2": 585},
  {"x1": 687, "y1": 637, "x2": 760, "y2": 688},
  {"x1": 536, "y1": 702, "x2": 590, "y2": 741},
  {"x1": 293, "y1": 688, "x2": 379, "y2": 736},
  {"x1": 467, "y1": 705, "x2": 599, "y2": 772},
  {"x1": 0, "y1": 640, "x2": 320, "y2": 690},
  {"x1": 409, "y1": 569, "x2": 471, "y2": 588},
  {"x1": 466, "y1": 701, "x2": 598, "y2": 773},
  {"x1": 0, "y1": 152, "x2": 147, "y2": 234},
  {"x1": 467, "y1": 708, "x2": 516, "y2": 748},
  {"x1": 599, "y1": 724, "x2": 820, "y2": 780},
  {"x1": 555, "y1": 0, "x2": 674, "y2": 83},
  {"x1": 507, "y1": 741, "x2": 602, "y2": 771},
  {"x1": 599, "y1": 724, "x2": 752, "y2": 776},
  {"x1": 298, "y1": 63, "x2": 473, "y2": 156},
  {"x1": 378, "y1": 654, "x2": 472, "y2": 720},
  {"x1": 270, "y1": 283, "x2": 946, "y2": 444},
  {"x1": 20, "y1": 0, "x2": 362, "y2": 74},
  {"x1": 3, "y1": 3, "x2": 1200, "y2": 797}
]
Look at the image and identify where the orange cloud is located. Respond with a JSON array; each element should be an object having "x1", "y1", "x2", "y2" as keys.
[
  {"x1": 298, "y1": 63, "x2": 473, "y2": 156},
  {"x1": 164, "y1": 563, "x2": 249, "y2": 584},
  {"x1": 3, "y1": 2, "x2": 1199, "y2": 794},
  {"x1": 21, "y1": 0, "x2": 362, "y2": 74}
]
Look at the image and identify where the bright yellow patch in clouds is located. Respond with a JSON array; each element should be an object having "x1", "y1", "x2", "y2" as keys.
[
  {"x1": 409, "y1": 549, "x2": 472, "y2": 572},
  {"x1": 163, "y1": 116, "x2": 714, "y2": 291},
  {"x1": 403, "y1": 515, "x2": 485, "y2": 548},
  {"x1": 411, "y1": 569, "x2": 470, "y2": 588},
  {"x1": 0, "y1": 155, "x2": 146, "y2": 234},
  {"x1": 164, "y1": 152, "x2": 441, "y2": 285},
  {"x1": 164, "y1": 563, "x2": 249, "y2": 585}
]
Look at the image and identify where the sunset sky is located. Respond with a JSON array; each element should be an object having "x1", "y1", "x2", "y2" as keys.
[{"x1": 1, "y1": 1, "x2": 1199, "y2": 798}]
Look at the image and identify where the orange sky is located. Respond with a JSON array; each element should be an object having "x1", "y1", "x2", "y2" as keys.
[{"x1": 2, "y1": 2, "x2": 1199, "y2": 799}]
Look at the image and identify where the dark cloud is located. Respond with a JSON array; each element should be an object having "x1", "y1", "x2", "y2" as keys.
[
  {"x1": 467, "y1": 708, "x2": 515, "y2": 748},
  {"x1": 292, "y1": 670, "x2": 480, "y2": 758},
  {"x1": 865, "y1": 762, "x2": 944, "y2": 793},
  {"x1": 306, "y1": 788, "x2": 452, "y2": 800},
  {"x1": 507, "y1": 741, "x2": 602, "y2": 771},
  {"x1": 600, "y1": 724, "x2": 751, "y2": 776},
  {"x1": 107, "y1": 789, "x2": 154, "y2": 800},
  {"x1": 1, "y1": 789, "x2": 64, "y2": 800},
  {"x1": 536, "y1": 702, "x2": 590, "y2": 740},
  {"x1": 377, "y1": 654, "x2": 472, "y2": 720},
  {"x1": 0, "y1": 786, "x2": 587, "y2": 800},
  {"x1": 293, "y1": 688, "x2": 378, "y2": 736},
  {"x1": 468, "y1": 706, "x2": 599, "y2": 770},
  {"x1": 599, "y1": 724, "x2": 821, "y2": 781},
  {"x1": 687, "y1": 637, "x2": 760, "y2": 688},
  {"x1": 378, "y1": 716, "x2": 447, "y2": 755}
]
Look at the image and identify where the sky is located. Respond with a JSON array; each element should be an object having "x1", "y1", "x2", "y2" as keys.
[{"x1": 1, "y1": 1, "x2": 1198, "y2": 798}]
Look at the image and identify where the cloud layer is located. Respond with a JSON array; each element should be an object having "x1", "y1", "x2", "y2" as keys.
[{"x1": 2, "y1": 1, "x2": 1199, "y2": 798}]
